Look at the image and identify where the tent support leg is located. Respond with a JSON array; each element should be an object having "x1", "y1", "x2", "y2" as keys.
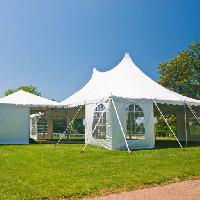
[
  {"x1": 184, "y1": 102, "x2": 188, "y2": 146},
  {"x1": 81, "y1": 98, "x2": 111, "y2": 152},
  {"x1": 111, "y1": 98, "x2": 131, "y2": 153},
  {"x1": 153, "y1": 100, "x2": 183, "y2": 148},
  {"x1": 56, "y1": 105, "x2": 84, "y2": 145}
]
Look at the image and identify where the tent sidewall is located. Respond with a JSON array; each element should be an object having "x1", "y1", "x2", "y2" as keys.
[
  {"x1": 85, "y1": 97, "x2": 155, "y2": 150},
  {"x1": 0, "y1": 104, "x2": 30, "y2": 144},
  {"x1": 110, "y1": 98, "x2": 155, "y2": 150}
]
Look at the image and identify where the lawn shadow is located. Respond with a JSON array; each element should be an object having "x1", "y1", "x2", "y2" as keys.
[{"x1": 155, "y1": 139, "x2": 200, "y2": 149}]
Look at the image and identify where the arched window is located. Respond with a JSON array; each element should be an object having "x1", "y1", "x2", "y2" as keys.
[
  {"x1": 37, "y1": 118, "x2": 48, "y2": 134},
  {"x1": 92, "y1": 104, "x2": 106, "y2": 139},
  {"x1": 126, "y1": 104, "x2": 145, "y2": 139}
]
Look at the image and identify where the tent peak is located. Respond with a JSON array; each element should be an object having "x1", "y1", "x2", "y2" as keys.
[
  {"x1": 122, "y1": 52, "x2": 134, "y2": 64},
  {"x1": 124, "y1": 52, "x2": 130, "y2": 58},
  {"x1": 93, "y1": 67, "x2": 98, "y2": 73}
]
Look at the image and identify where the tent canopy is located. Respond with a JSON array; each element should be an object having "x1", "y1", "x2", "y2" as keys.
[
  {"x1": 0, "y1": 90, "x2": 60, "y2": 107},
  {"x1": 61, "y1": 53, "x2": 200, "y2": 107}
]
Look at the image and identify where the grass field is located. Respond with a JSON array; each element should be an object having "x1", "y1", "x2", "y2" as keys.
[{"x1": 0, "y1": 140, "x2": 200, "y2": 200}]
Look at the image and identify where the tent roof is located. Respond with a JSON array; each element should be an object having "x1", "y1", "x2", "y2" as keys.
[
  {"x1": 0, "y1": 90, "x2": 60, "y2": 107},
  {"x1": 61, "y1": 53, "x2": 200, "y2": 107}
]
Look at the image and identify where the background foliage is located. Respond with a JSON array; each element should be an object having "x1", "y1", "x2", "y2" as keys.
[
  {"x1": 155, "y1": 115, "x2": 176, "y2": 137},
  {"x1": 4, "y1": 85, "x2": 41, "y2": 96},
  {"x1": 155, "y1": 42, "x2": 200, "y2": 137},
  {"x1": 158, "y1": 42, "x2": 200, "y2": 99}
]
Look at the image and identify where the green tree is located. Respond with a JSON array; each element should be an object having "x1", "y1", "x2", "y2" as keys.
[
  {"x1": 156, "y1": 42, "x2": 200, "y2": 137},
  {"x1": 73, "y1": 119, "x2": 85, "y2": 134},
  {"x1": 158, "y1": 42, "x2": 200, "y2": 99},
  {"x1": 155, "y1": 115, "x2": 176, "y2": 137},
  {"x1": 4, "y1": 85, "x2": 41, "y2": 96}
]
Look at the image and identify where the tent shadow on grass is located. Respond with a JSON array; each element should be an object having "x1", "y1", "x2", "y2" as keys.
[
  {"x1": 30, "y1": 137, "x2": 200, "y2": 149},
  {"x1": 155, "y1": 138, "x2": 200, "y2": 149}
]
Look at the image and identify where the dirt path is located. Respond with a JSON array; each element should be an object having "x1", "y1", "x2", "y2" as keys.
[{"x1": 87, "y1": 179, "x2": 200, "y2": 200}]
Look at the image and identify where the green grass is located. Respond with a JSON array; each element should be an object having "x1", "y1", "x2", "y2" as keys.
[{"x1": 0, "y1": 141, "x2": 200, "y2": 200}]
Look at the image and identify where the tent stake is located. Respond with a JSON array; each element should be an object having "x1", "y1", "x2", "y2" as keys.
[
  {"x1": 153, "y1": 100, "x2": 183, "y2": 149},
  {"x1": 111, "y1": 98, "x2": 131, "y2": 153}
]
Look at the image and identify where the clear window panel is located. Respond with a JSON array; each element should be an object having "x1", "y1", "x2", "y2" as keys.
[
  {"x1": 37, "y1": 118, "x2": 48, "y2": 134},
  {"x1": 92, "y1": 104, "x2": 106, "y2": 139},
  {"x1": 126, "y1": 104, "x2": 146, "y2": 140}
]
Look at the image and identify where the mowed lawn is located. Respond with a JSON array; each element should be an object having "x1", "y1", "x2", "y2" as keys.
[{"x1": 0, "y1": 141, "x2": 200, "y2": 200}]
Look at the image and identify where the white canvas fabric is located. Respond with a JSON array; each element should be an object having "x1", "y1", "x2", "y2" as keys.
[
  {"x1": 62, "y1": 53, "x2": 200, "y2": 107},
  {"x1": 0, "y1": 90, "x2": 60, "y2": 107},
  {"x1": 62, "y1": 53, "x2": 200, "y2": 150},
  {"x1": 0, "y1": 91, "x2": 60, "y2": 144},
  {"x1": 110, "y1": 97, "x2": 155, "y2": 149},
  {"x1": 0, "y1": 104, "x2": 30, "y2": 144},
  {"x1": 85, "y1": 99, "x2": 112, "y2": 149},
  {"x1": 30, "y1": 112, "x2": 44, "y2": 140},
  {"x1": 84, "y1": 97, "x2": 155, "y2": 150}
]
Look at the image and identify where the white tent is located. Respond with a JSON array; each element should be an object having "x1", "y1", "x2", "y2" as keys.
[
  {"x1": 61, "y1": 53, "x2": 200, "y2": 150},
  {"x1": 0, "y1": 90, "x2": 59, "y2": 144},
  {"x1": 0, "y1": 90, "x2": 60, "y2": 107}
]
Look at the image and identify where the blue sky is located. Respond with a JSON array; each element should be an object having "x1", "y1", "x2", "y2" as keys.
[{"x1": 0, "y1": 0, "x2": 199, "y2": 100}]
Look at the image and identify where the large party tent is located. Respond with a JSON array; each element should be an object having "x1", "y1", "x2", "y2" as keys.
[
  {"x1": 0, "y1": 90, "x2": 60, "y2": 144},
  {"x1": 61, "y1": 53, "x2": 200, "y2": 151}
]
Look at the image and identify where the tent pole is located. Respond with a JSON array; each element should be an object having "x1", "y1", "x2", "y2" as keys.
[
  {"x1": 56, "y1": 105, "x2": 84, "y2": 145},
  {"x1": 81, "y1": 98, "x2": 111, "y2": 152},
  {"x1": 184, "y1": 102, "x2": 188, "y2": 146},
  {"x1": 153, "y1": 100, "x2": 183, "y2": 148},
  {"x1": 111, "y1": 98, "x2": 131, "y2": 153}
]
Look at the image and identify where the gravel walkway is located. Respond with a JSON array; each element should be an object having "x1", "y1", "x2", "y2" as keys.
[{"x1": 87, "y1": 179, "x2": 200, "y2": 200}]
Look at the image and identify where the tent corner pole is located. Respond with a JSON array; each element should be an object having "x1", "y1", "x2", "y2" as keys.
[
  {"x1": 111, "y1": 98, "x2": 131, "y2": 154},
  {"x1": 184, "y1": 102, "x2": 188, "y2": 146}
]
